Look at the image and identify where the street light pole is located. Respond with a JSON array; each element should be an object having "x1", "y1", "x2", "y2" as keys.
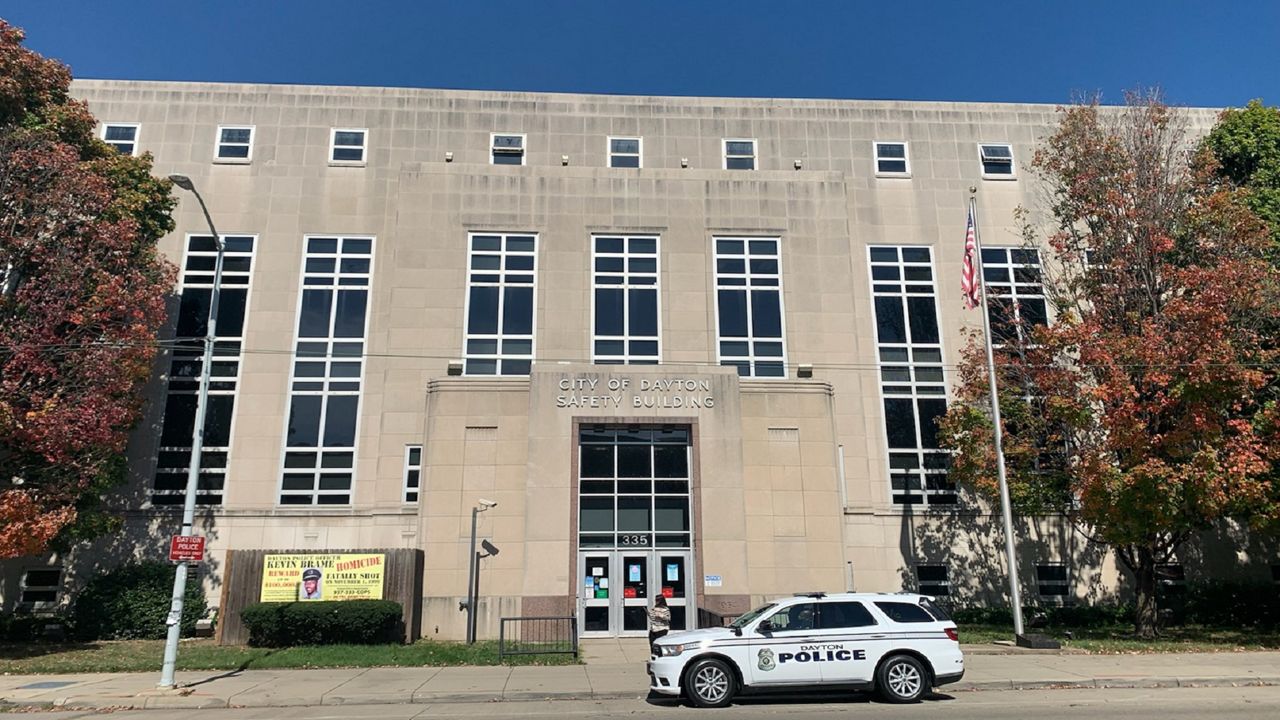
[
  {"x1": 159, "y1": 174, "x2": 223, "y2": 689},
  {"x1": 464, "y1": 499, "x2": 497, "y2": 644}
]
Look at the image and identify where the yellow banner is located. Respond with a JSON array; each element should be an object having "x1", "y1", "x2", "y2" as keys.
[{"x1": 259, "y1": 553, "x2": 386, "y2": 602}]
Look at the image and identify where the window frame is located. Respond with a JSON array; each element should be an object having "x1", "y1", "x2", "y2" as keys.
[
  {"x1": 491, "y1": 132, "x2": 527, "y2": 166},
  {"x1": 916, "y1": 564, "x2": 951, "y2": 597},
  {"x1": 712, "y1": 236, "x2": 788, "y2": 378},
  {"x1": 403, "y1": 444, "x2": 423, "y2": 504},
  {"x1": 874, "y1": 141, "x2": 911, "y2": 178},
  {"x1": 590, "y1": 234, "x2": 661, "y2": 365},
  {"x1": 329, "y1": 127, "x2": 368, "y2": 166},
  {"x1": 462, "y1": 232, "x2": 539, "y2": 375},
  {"x1": 19, "y1": 567, "x2": 62, "y2": 610},
  {"x1": 980, "y1": 247, "x2": 1047, "y2": 347},
  {"x1": 101, "y1": 122, "x2": 141, "y2": 156},
  {"x1": 978, "y1": 142, "x2": 1016, "y2": 180},
  {"x1": 276, "y1": 235, "x2": 376, "y2": 506},
  {"x1": 214, "y1": 125, "x2": 255, "y2": 163},
  {"x1": 722, "y1": 138, "x2": 757, "y2": 170},
  {"x1": 867, "y1": 245, "x2": 954, "y2": 508},
  {"x1": 152, "y1": 234, "x2": 258, "y2": 507},
  {"x1": 577, "y1": 425, "x2": 693, "y2": 550},
  {"x1": 607, "y1": 136, "x2": 643, "y2": 168},
  {"x1": 1035, "y1": 563, "x2": 1071, "y2": 600}
]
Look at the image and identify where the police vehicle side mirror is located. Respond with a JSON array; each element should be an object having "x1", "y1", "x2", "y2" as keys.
[{"x1": 755, "y1": 620, "x2": 774, "y2": 635}]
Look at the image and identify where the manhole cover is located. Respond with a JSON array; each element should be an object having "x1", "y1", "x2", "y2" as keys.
[{"x1": 18, "y1": 681, "x2": 76, "y2": 689}]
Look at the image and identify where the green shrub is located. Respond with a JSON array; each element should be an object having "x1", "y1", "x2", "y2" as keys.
[
  {"x1": 0, "y1": 613, "x2": 49, "y2": 642},
  {"x1": 72, "y1": 562, "x2": 206, "y2": 641},
  {"x1": 1180, "y1": 581, "x2": 1280, "y2": 628},
  {"x1": 241, "y1": 600, "x2": 402, "y2": 647},
  {"x1": 953, "y1": 604, "x2": 1133, "y2": 628}
]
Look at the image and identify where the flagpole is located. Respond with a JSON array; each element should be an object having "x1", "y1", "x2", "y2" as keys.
[{"x1": 968, "y1": 187, "x2": 1025, "y2": 638}]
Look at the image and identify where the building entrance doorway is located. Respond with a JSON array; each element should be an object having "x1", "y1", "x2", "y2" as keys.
[
  {"x1": 575, "y1": 425, "x2": 695, "y2": 638},
  {"x1": 578, "y1": 550, "x2": 692, "y2": 637}
]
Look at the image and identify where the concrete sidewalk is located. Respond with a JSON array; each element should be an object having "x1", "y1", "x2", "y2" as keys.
[{"x1": 3, "y1": 644, "x2": 1279, "y2": 711}]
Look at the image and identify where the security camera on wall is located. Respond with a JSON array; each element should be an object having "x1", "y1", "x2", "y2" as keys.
[{"x1": 478, "y1": 498, "x2": 498, "y2": 508}]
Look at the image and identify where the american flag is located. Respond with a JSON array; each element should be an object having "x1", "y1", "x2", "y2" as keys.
[{"x1": 961, "y1": 206, "x2": 980, "y2": 309}]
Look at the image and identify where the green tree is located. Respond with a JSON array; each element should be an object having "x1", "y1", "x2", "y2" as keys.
[
  {"x1": 0, "y1": 19, "x2": 176, "y2": 556},
  {"x1": 1202, "y1": 100, "x2": 1280, "y2": 247}
]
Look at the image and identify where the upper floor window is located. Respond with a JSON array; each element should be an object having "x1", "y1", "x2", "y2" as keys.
[
  {"x1": 215, "y1": 125, "x2": 254, "y2": 162},
  {"x1": 715, "y1": 237, "x2": 785, "y2": 377},
  {"x1": 979, "y1": 143, "x2": 1015, "y2": 179},
  {"x1": 593, "y1": 235, "x2": 660, "y2": 364},
  {"x1": 465, "y1": 232, "x2": 537, "y2": 375},
  {"x1": 403, "y1": 444, "x2": 422, "y2": 504},
  {"x1": 492, "y1": 133, "x2": 526, "y2": 165},
  {"x1": 874, "y1": 142, "x2": 910, "y2": 177},
  {"x1": 723, "y1": 138, "x2": 756, "y2": 170},
  {"x1": 608, "y1": 137, "x2": 642, "y2": 168},
  {"x1": 330, "y1": 128, "x2": 367, "y2": 165},
  {"x1": 20, "y1": 568, "x2": 61, "y2": 609},
  {"x1": 102, "y1": 123, "x2": 140, "y2": 156}
]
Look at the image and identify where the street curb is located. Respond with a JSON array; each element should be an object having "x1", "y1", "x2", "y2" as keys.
[{"x1": 6, "y1": 676, "x2": 1278, "y2": 711}]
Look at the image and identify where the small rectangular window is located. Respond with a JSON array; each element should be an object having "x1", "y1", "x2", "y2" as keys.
[
  {"x1": 608, "y1": 136, "x2": 642, "y2": 168},
  {"x1": 818, "y1": 601, "x2": 878, "y2": 629},
  {"x1": 102, "y1": 123, "x2": 140, "y2": 156},
  {"x1": 330, "y1": 128, "x2": 367, "y2": 165},
  {"x1": 492, "y1": 133, "x2": 526, "y2": 166},
  {"x1": 979, "y1": 143, "x2": 1015, "y2": 178},
  {"x1": 724, "y1": 138, "x2": 756, "y2": 170},
  {"x1": 1272, "y1": 565, "x2": 1280, "y2": 585},
  {"x1": 20, "y1": 568, "x2": 62, "y2": 607},
  {"x1": 874, "y1": 601, "x2": 935, "y2": 623},
  {"x1": 403, "y1": 444, "x2": 422, "y2": 504},
  {"x1": 874, "y1": 142, "x2": 910, "y2": 177},
  {"x1": 215, "y1": 125, "x2": 254, "y2": 162},
  {"x1": 916, "y1": 564, "x2": 950, "y2": 596},
  {"x1": 1036, "y1": 563, "x2": 1069, "y2": 598}
]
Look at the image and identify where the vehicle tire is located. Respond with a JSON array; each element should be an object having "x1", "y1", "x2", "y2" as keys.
[
  {"x1": 876, "y1": 654, "x2": 928, "y2": 703},
  {"x1": 684, "y1": 657, "x2": 736, "y2": 708}
]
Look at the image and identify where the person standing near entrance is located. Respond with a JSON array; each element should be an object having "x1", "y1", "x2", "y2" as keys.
[{"x1": 648, "y1": 594, "x2": 671, "y2": 646}]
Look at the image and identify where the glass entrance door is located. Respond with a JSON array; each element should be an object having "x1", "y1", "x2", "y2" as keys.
[{"x1": 578, "y1": 550, "x2": 693, "y2": 637}]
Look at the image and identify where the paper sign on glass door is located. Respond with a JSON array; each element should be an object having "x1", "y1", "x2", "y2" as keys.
[{"x1": 666, "y1": 563, "x2": 679, "y2": 581}]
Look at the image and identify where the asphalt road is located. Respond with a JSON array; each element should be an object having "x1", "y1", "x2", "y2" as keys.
[{"x1": 16, "y1": 685, "x2": 1280, "y2": 719}]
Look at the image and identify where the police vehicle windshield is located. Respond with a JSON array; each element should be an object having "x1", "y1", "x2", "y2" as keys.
[{"x1": 728, "y1": 602, "x2": 776, "y2": 629}]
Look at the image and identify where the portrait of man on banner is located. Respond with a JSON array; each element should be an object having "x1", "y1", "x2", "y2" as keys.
[{"x1": 299, "y1": 567, "x2": 323, "y2": 600}]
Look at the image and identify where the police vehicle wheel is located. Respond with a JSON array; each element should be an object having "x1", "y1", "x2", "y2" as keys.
[
  {"x1": 685, "y1": 657, "x2": 736, "y2": 708},
  {"x1": 876, "y1": 654, "x2": 928, "y2": 703}
]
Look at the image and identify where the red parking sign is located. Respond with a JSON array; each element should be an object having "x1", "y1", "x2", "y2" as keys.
[{"x1": 169, "y1": 536, "x2": 206, "y2": 563}]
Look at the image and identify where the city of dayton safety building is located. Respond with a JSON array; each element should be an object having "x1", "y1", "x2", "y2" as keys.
[{"x1": 5, "y1": 80, "x2": 1274, "y2": 640}]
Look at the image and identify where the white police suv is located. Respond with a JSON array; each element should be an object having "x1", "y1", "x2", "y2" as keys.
[{"x1": 647, "y1": 592, "x2": 963, "y2": 707}]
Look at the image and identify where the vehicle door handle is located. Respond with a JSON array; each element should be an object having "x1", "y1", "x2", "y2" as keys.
[{"x1": 868, "y1": 634, "x2": 887, "y2": 639}]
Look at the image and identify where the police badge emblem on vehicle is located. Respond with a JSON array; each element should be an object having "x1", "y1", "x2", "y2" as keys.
[{"x1": 756, "y1": 647, "x2": 776, "y2": 672}]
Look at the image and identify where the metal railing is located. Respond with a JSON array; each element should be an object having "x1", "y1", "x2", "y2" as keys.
[{"x1": 498, "y1": 616, "x2": 578, "y2": 659}]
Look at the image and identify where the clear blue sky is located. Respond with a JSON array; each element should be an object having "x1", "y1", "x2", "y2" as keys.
[{"x1": 4, "y1": 0, "x2": 1277, "y2": 107}]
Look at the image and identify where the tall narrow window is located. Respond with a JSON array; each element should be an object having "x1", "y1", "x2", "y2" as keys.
[
  {"x1": 979, "y1": 143, "x2": 1015, "y2": 178},
  {"x1": 579, "y1": 426, "x2": 691, "y2": 549},
  {"x1": 153, "y1": 235, "x2": 256, "y2": 506},
  {"x1": 593, "y1": 235, "x2": 660, "y2": 364},
  {"x1": 403, "y1": 445, "x2": 422, "y2": 504},
  {"x1": 981, "y1": 247, "x2": 1047, "y2": 345},
  {"x1": 874, "y1": 142, "x2": 910, "y2": 177},
  {"x1": 215, "y1": 126, "x2": 254, "y2": 162},
  {"x1": 491, "y1": 133, "x2": 526, "y2": 165},
  {"x1": 723, "y1": 139, "x2": 756, "y2": 170},
  {"x1": 102, "y1": 123, "x2": 140, "y2": 156},
  {"x1": 464, "y1": 233, "x2": 537, "y2": 375},
  {"x1": 279, "y1": 236, "x2": 374, "y2": 505},
  {"x1": 608, "y1": 137, "x2": 642, "y2": 168},
  {"x1": 868, "y1": 246, "x2": 954, "y2": 506},
  {"x1": 715, "y1": 237, "x2": 785, "y2": 377},
  {"x1": 330, "y1": 128, "x2": 367, "y2": 165}
]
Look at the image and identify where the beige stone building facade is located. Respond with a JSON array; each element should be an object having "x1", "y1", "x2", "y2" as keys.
[{"x1": 3, "y1": 81, "x2": 1275, "y2": 637}]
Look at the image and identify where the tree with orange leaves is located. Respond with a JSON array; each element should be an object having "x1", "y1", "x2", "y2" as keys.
[
  {"x1": 0, "y1": 20, "x2": 176, "y2": 557},
  {"x1": 940, "y1": 91, "x2": 1280, "y2": 638}
]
